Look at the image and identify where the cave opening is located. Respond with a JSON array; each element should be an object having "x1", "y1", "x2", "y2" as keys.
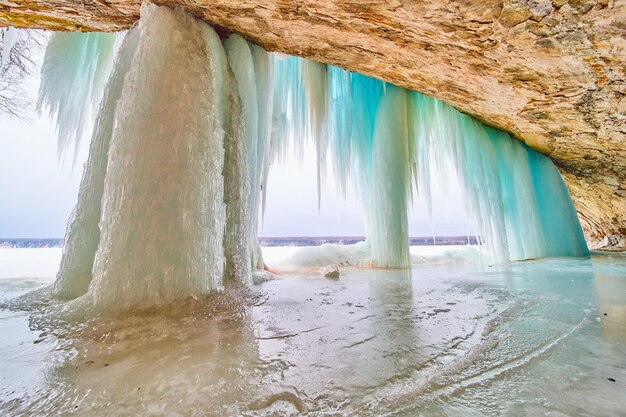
[{"x1": 33, "y1": 3, "x2": 588, "y2": 310}]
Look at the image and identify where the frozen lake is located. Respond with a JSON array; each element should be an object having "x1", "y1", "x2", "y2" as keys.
[{"x1": 1, "y1": 247, "x2": 625, "y2": 416}]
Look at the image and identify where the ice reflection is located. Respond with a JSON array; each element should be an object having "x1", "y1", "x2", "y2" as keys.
[
  {"x1": 1, "y1": 287, "x2": 268, "y2": 416},
  {"x1": 0, "y1": 253, "x2": 625, "y2": 416}
]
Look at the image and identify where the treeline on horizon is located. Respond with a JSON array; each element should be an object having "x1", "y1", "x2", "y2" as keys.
[{"x1": 1, "y1": 236, "x2": 479, "y2": 249}]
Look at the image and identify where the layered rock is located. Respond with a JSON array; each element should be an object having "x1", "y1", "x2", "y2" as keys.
[{"x1": 2, "y1": 0, "x2": 625, "y2": 247}]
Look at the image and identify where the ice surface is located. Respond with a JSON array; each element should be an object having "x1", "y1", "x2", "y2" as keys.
[
  {"x1": 0, "y1": 248, "x2": 60, "y2": 281},
  {"x1": 272, "y1": 241, "x2": 373, "y2": 269},
  {"x1": 266, "y1": 244, "x2": 484, "y2": 271},
  {"x1": 2, "y1": 248, "x2": 626, "y2": 416}
]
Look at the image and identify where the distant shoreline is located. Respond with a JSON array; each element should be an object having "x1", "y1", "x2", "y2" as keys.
[
  {"x1": 0, "y1": 238, "x2": 64, "y2": 248},
  {"x1": 259, "y1": 236, "x2": 478, "y2": 246},
  {"x1": 1, "y1": 236, "x2": 478, "y2": 249}
]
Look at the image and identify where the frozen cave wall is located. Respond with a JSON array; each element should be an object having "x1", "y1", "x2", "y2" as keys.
[{"x1": 2, "y1": 0, "x2": 626, "y2": 249}]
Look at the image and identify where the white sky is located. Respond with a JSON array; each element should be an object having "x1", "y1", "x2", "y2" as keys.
[
  {"x1": 0, "y1": 49, "x2": 470, "y2": 239},
  {"x1": 0, "y1": 72, "x2": 88, "y2": 238},
  {"x1": 262, "y1": 143, "x2": 470, "y2": 237}
]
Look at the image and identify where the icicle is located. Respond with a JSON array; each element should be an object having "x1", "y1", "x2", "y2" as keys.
[
  {"x1": 269, "y1": 56, "x2": 588, "y2": 265},
  {"x1": 1, "y1": 27, "x2": 19, "y2": 70},
  {"x1": 407, "y1": 92, "x2": 588, "y2": 262},
  {"x1": 250, "y1": 44, "x2": 274, "y2": 221},
  {"x1": 302, "y1": 60, "x2": 330, "y2": 209},
  {"x1": 270, "y1": 55, "x2": 309, "y2": 165},
  {"x1": 37, "y1": 31, "x2": 116, "y2": 162}
]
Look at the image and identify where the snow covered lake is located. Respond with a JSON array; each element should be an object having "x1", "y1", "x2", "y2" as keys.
[{"x1": 1, "y1": 247, "x2": 625, "y2": 416}]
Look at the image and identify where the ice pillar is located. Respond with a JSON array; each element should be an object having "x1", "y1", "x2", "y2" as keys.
[
  {"x1": 47, "y1": 4, "x2": 273, "y2": 308},
  {"x1": 367, "y1": 85, "x2": 411, "y2": 267},
  {"x1": 223, "y1": 35, "x2": 273, "y2": 271},
  {"x1": 88, "y1": 5, "x2": 228, "y2": 308}
]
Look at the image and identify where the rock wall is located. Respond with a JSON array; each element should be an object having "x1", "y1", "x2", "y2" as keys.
[{"x1": 2, "y1": 0, "x2": 625, "y2": 247}]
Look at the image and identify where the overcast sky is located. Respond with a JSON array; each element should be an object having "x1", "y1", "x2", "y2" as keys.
[
  {"x1": 0, "y1": 50, "x2": 470, "y2": 239},
  {"x1": 262, "y1": 146, "x2": 470, "y2": 237}
]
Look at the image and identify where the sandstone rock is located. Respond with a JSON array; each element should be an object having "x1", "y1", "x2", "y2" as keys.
[
  {"x1": 322, "y1": 265, "x2": 340, "y2": 280},
  {"x1": 2, "y1": 0, "x2": 625, "y2": 247},
  {"x1": 588, "y1": 234, "x2": 626, "y2": 251}
]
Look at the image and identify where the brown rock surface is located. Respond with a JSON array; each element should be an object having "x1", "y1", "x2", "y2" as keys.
[{"x1": 2, "y1": 0, "x2": 625, "y2": 247}]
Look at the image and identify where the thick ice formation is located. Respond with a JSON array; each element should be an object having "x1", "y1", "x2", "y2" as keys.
[
  {"x1": 53, "y1": 28, "x2": 140, "y2": 300},
  {"x1": 223, "y1": 36, "x2": 274, "y2": 271},
  {"x1": 42, "y1": 4, "x2": 587, "y2": 308},
  {"x1": 49, "y1": 4, "x2": 266, "y2": 308},
  {"x1": 88, "y1": 7, "x2": 231, "y2": 308}
]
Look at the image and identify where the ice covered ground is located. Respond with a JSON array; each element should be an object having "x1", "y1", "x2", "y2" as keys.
[
  {"x1": 1, "y1": 246, "x2": 625, "y2": 416},
  {"x1": 263, "y1": 244, "x2": 485, "y2": 270}
]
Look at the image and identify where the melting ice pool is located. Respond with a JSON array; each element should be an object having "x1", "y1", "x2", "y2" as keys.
[{"x1": 0, "y1": 247, "x2": 625, "y2": 416}]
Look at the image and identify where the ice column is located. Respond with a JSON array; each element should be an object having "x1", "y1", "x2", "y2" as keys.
[
  {"x1": 47, "y1": 4, "x2": 280, "y2": 308},
  {"x1": 211, "y1": 32, "x2": 253, "y2": 283},
  {"x1": 87, "y1": 5, "x2": 229, "y2": 308},
  {"x1": 367, "y1": 85, "x2": 412, "y2": 267},
  {"x1": 45, "y1": 4, "x2": 250, "y2": 308},
  {"x1": 223, "y1": 35, "x2": 274, "y2": 271}
]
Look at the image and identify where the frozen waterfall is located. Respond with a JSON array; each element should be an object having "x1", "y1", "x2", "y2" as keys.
[
  {"x1": 269, "y1": 56, "x2": 589, "y2": 265},
  {"x1": 39, "y1": 4, "x2": 588, "y2": 309}
]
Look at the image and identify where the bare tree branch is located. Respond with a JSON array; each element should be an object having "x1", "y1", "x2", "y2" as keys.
[{"x1": 0, "y1": 28, "x2": 45, "y2": 119}]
